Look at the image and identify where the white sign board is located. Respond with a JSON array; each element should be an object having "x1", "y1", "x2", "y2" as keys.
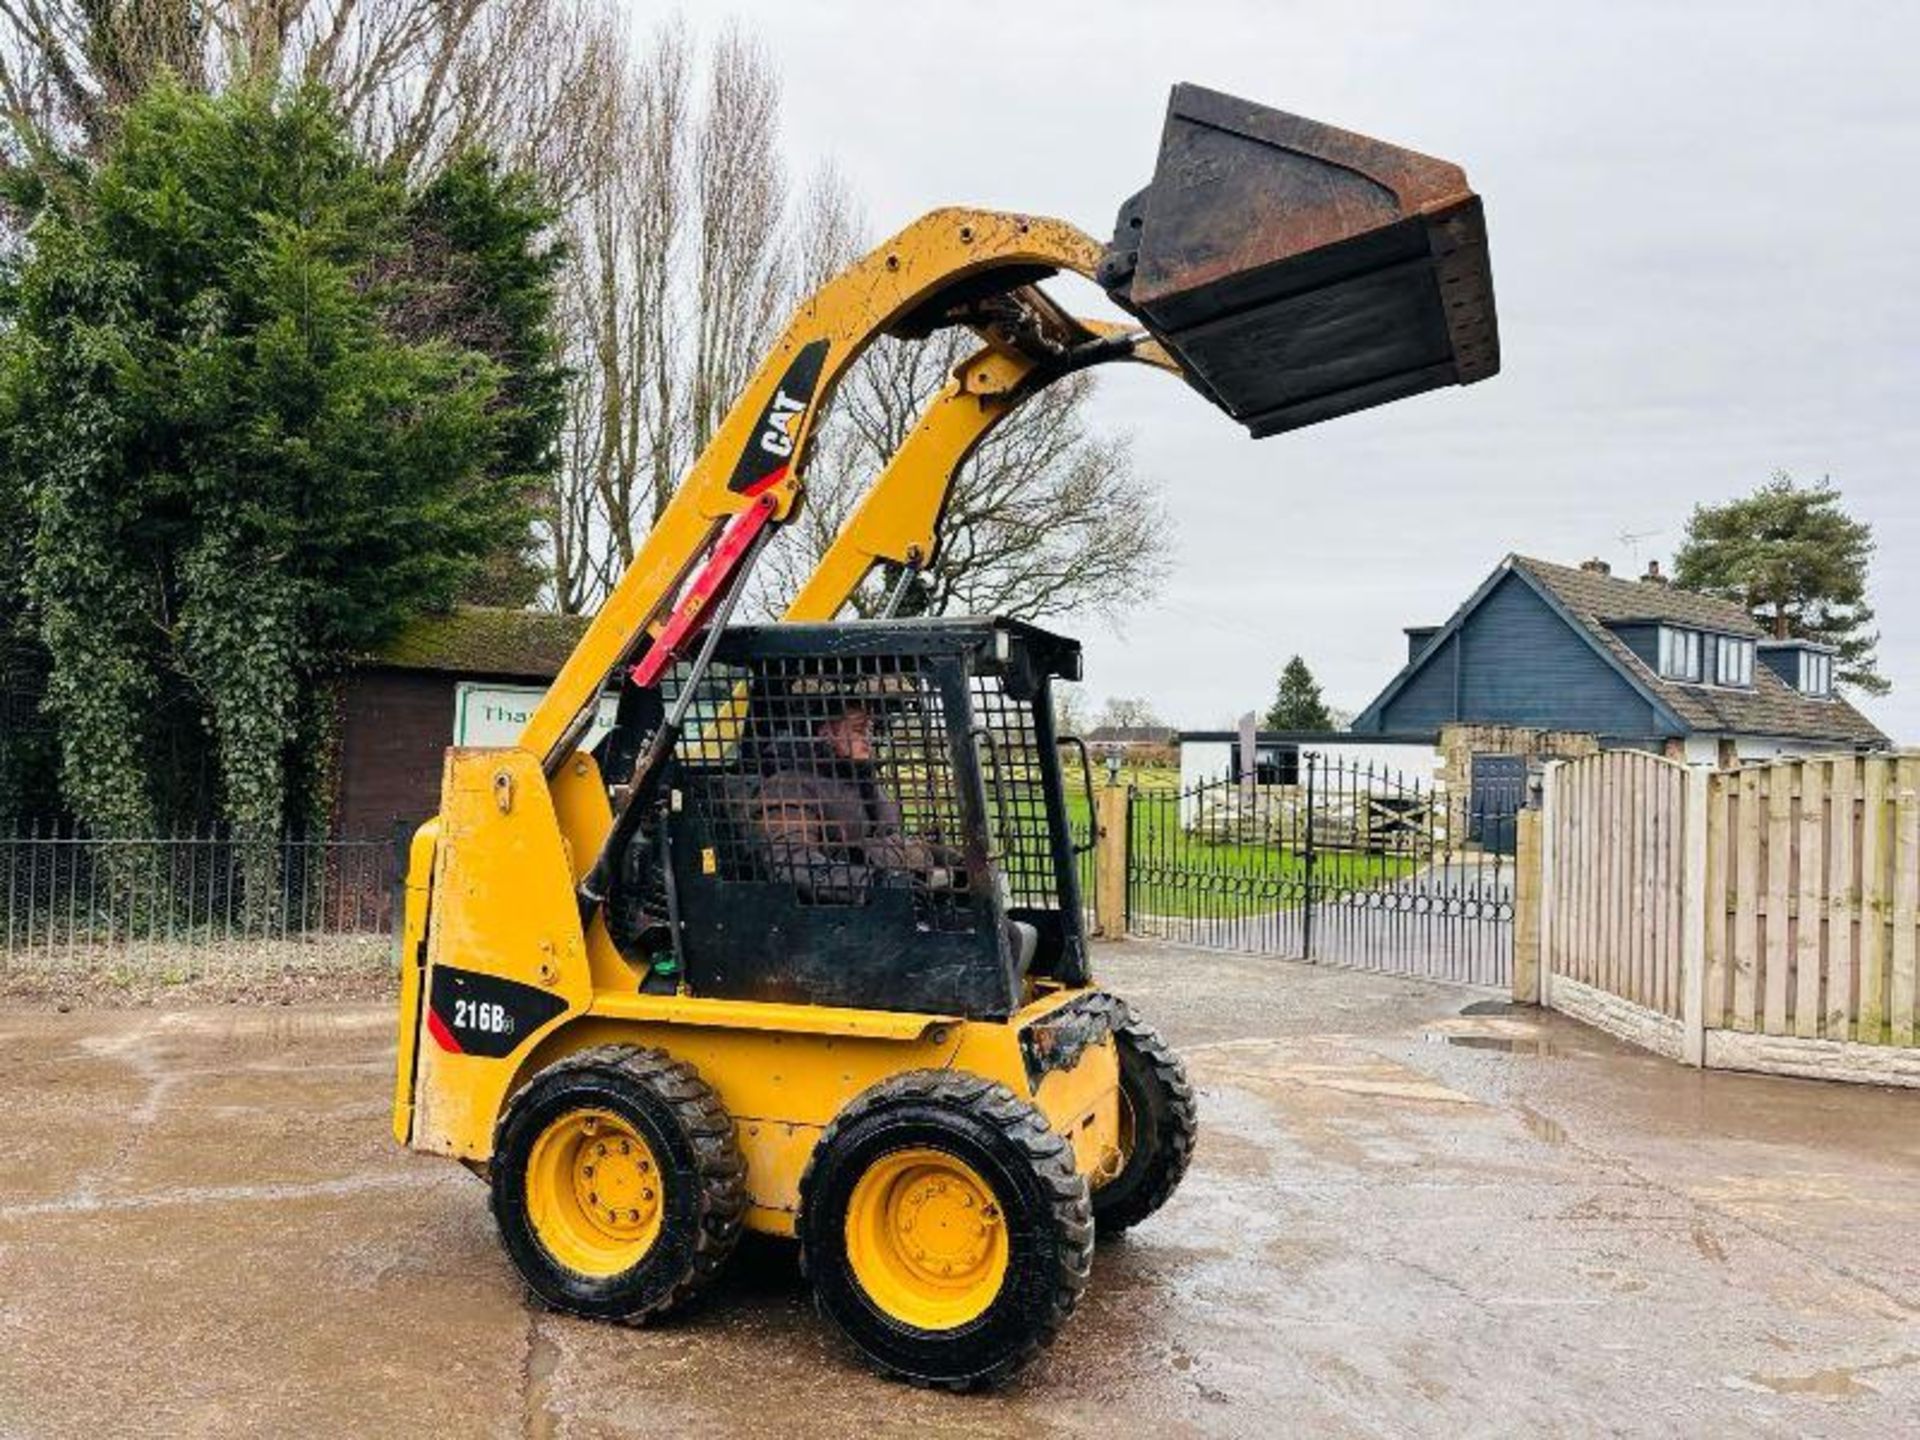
[{"x1": 453, "y1": 683, "x2": 619, "y2": 749}]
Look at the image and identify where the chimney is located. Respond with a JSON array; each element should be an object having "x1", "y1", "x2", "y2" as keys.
[
  {"x1": 1640, "y1": 559, "x2": 1668, "y2": 585},
  {"x1": 1579, "y1": 557, "x2": 1611, "y2": 576}
]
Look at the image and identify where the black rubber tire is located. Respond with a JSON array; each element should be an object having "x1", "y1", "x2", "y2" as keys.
[
  {"x1": 798, "y1": 1070, "x2": 1093, "y2": 1391},
  {"x1": 491, "y1": 1044, "x2": 745, "y2": 1323},
  {"x1": 1088, "y1": 996, "x2": 1197, "y2": 1237}
]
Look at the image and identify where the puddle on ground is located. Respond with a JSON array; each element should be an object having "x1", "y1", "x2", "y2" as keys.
[
  {"x1": 1422, "y1": 1031, "x2": 1567, "y2": 1058},
  {"x1": 1517, "y1": 1106, "x2": 1569, "y2": 1146},
  {"x1": 1458, "y1": 1000, "x2": 1525, "y2": 1017}
]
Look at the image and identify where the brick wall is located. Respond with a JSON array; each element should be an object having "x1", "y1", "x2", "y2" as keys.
[{"x1": 332, "y1": 669, "x2": 460, "y2": 840}]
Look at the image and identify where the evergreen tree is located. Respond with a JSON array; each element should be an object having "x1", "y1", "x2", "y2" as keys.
[
  {"x1": 1263, "y1": 656, "x2": 1334, "y2": 731},
  {"x1": 1673, "y1": 473, "x2": 1885, "y2": 695},
  {"x1": 0, "y1": 81, "x2": 559, "y2": 836}
]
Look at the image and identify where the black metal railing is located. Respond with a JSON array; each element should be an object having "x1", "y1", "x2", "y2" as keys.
[
  {"x1": 2, "y1": 824, "x2": 400, "y2": 973},
  {"x1": 1127, "y1": 755, "x2": 1520, "y2": 988}
]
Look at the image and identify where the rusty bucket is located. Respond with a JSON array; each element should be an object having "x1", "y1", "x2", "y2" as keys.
[{"x1": 1099, "y1": 84, "x2": 1500, "y2": 437}]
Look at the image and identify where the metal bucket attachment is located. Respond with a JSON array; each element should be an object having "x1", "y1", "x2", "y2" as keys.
[{"x1": 1098, "y1": 85, "x2": 1499, "y2": 437}]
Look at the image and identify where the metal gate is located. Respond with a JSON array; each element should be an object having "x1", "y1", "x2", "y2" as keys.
[{"x1": 1128, "y1": 755, "x2": 1515, "y2": 987}]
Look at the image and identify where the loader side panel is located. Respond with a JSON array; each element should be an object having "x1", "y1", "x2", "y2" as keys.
[
  {"x1": 390, "y1": 819, "x2": 441, "y2": 1145},
  {"x1": 408, "y1": 748, "x2": 597, "y2": 1159}
]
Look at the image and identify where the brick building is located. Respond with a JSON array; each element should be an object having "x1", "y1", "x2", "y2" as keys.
[{"x1": 331, "y1": 607, "x2": 591, "y2": 839}]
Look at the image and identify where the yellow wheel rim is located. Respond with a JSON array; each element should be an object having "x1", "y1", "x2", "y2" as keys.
[
  {"x1": 525, "y1": 1109, "x2": 665, "y2": 1277},
  {"x1": 844, "y1": 1147, "x2": 1010, "y2": 1331}
]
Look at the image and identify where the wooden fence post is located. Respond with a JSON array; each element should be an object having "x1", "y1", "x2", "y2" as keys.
[
  {"x1": 1681, "y1": 765, "x2": 1710, "y2": 1067},
  {"x1": 1094, "y1": 783, "x2": 1131, "y2": 940},
  {"x1": 1537, "y1": 761, "x2": 1560, "y2": 1008},
  {"x1": 1513, "y1": 807, "x2": 1542, "y2": 1004}
]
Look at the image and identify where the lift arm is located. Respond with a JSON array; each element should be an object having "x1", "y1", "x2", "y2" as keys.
[
  {"x1": 518, "y1": 209, "x2": 1106, "y2": 767},
  {"x1": 521, "y1": 84, "x2": 1501, "y2": 766}
]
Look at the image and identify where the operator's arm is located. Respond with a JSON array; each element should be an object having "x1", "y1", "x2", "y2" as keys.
[
  {"x1": 753, "y1": 772, "x2": 871, "y2": 904},
  {"x1": 858, "y1": 784, "x2": 965, "y2": 888}
]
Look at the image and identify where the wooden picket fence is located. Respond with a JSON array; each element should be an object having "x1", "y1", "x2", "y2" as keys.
[
  {"x1": 1704, "y1": 754, "x2": 1919, "y2": 1046},
  {"x1": 1541, "y1": 750, "x2": 1688, "y2": 1021},
  {"x1": 1533, "y1": 750, "x2": 1920, "y2": 1083}
]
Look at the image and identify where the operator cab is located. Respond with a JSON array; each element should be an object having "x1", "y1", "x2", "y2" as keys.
[{"x1": 594, "y1": 617, "x2": 1094, "y2": 1019}]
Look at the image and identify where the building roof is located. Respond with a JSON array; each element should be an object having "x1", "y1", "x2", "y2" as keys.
[
  {"x1": 369, "y1": 606, "x2": 591, "y2": 681},
  {"x1": 1177, "y1": 729, "x2": 1438, "y2": 745},
  {"x1": 1356, "y1": 556, "x2": 1888, "y2": 748},
  {"x1": 1512, "y1": 558, "x2": 1887, "y2": 747},
  {"x1": 1512, "y1": 556, "x2": 1763, "y2": 636}
]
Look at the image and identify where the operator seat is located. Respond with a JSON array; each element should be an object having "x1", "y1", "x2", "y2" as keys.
[{"x1": 1008, "y1": 919, "x2": 1039, "y2": 977}]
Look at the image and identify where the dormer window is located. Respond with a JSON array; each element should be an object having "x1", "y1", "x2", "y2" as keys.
[
  {"x1": 1801, "y1": 651, "x2": 1833, "y2": 697},
  {"x1": 1657, "y1": 626, "x2": 1701, "y2": 682},
  {"x1": 1714, "y1": 637, "x2": 1754, "y2": 688},
  {"x1": 1758, "y1": 639, "x2": 1836, "y2": 698}
]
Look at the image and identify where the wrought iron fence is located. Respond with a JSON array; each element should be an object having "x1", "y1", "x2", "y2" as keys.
[
  {"x1": 2, "y1": 824, "x2": 400, "y2": 973},
  {"x1": 1128, "y1": 755, "x2": 1520, "y2": 987}
]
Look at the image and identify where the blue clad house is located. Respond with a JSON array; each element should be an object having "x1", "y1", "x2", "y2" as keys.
[{"x1": 1351, "y1": 555, "x2": 1888, "y2": 764}]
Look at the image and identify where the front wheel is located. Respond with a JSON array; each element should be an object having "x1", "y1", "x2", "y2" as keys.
[
  {"x1": 799, "y1": 1071, "x2": 1093, "y2": 1390},
  {"x1": 491, "y1": 1045, "x2": 745, "y2": 1323},
  {"x1": 1090, "y1": 998, "x2": 1197, "y2": 1237}
]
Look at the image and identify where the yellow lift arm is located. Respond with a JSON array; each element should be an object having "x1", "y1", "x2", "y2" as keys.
[{"x1": 519, "y1": 209, "x2": 1110, "y2": 768}]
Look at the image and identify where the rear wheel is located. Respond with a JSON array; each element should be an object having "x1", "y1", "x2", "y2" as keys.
[
  {"x1": 1089, "y1": 998, "x2": 1197, "y2": 1237},
  {"x1": 799, "y1": 1071, "x2": 1092, "y2": 1390},
  {"x1": 492, "y1": 1045, "x2": 745, "y2": 1322}
]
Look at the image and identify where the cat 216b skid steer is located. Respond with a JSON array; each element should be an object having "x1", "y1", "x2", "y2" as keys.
[{"x1": 391, "y1": 84, "x2": 1499, "y2": 1388}]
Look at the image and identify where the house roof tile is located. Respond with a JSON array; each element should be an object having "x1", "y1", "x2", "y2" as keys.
[{"x1": 1514, "y1": 557, "x2": 1887, "y2": 746}]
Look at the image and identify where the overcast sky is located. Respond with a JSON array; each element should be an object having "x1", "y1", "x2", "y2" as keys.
[{"x1": 623, "y1": 0, "x2": 1918, "y2": 739}]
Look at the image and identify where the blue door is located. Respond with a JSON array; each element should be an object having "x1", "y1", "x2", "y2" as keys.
[{"x1": 1468, "y1": 754, "x2": 1527, "y2": 855}]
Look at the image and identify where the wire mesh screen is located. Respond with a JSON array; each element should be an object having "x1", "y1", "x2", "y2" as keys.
[
  {"x1": 662, "y1": 651, "x2": 975, "y2": 931},
  {"x1": 969, "y1": 674, "x2": 1060, "y2": 911}
]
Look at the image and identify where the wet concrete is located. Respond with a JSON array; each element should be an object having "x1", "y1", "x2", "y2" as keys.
[{"x1": 1, "y1": 942, "x2": 1916, "y2": 1437}]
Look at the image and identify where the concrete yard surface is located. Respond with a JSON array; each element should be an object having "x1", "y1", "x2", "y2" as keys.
[{"x1": 1, "y1": 941, "x2": 1916, "y2": 1437}]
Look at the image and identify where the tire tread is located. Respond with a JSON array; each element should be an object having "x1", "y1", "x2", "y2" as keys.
[
  {"x1": 798, "y1": 1069, "x2": 1092, "y2": 1390},
  {"x1": 495, "y1": 1043, "x2": 746, "y2": 1323}
]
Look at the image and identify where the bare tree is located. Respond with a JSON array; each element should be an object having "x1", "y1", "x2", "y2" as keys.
[
  {"x1": 0, "y1": 0, "x2": 603, "y2": 187},
  {"x1": 538, "y1": 22, "x2": 831, "y2": 612},
  {"x1": 1097, "y1": 697, "x2": 1163, "y2": 731}
]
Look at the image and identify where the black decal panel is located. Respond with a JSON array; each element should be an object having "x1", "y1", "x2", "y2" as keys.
[
  {"x1": 427, "y1": 965, "x2": 570, "y2": 1059},
  {"x1": 727, "y1": 339, "x2": 830, "y2": 494}
]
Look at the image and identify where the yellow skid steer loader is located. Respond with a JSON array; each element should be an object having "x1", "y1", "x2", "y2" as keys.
[{"x1": 391, "y1": 84, "x2": 1499, "y2": 1389}]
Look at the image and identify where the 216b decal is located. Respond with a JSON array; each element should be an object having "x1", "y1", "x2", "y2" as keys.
[
  {"x1": 427, "y1": 966, "x2": 568, "y2": 1058},
  {"x1": 453, "y1": 998, "x2": 511, "y2": 1036}
]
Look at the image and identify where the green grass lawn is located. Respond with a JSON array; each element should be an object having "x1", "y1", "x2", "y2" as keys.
[
  {"x1": 1055, "y1": 777, "x2": 1418, "y2": 919},
  {"x1": 1125, "y1": 833, "x2": 1416, "y2": 918}
]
